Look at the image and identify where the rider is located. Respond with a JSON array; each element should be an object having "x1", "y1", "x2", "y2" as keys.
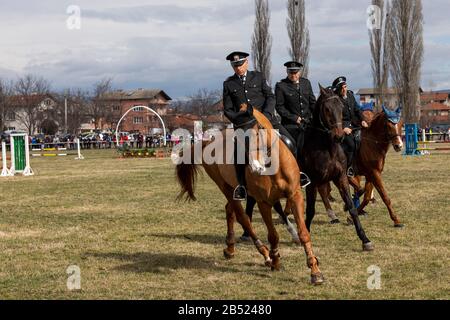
[
  {"x1": 275, "y1": 61, "x2": 316, "y2": 156},
  {"x1": 223, "y1": 51, "x2": 296, "y2": 201},
  {"x1": 332, "y1": 76, "x2": 369, "y2": 177}
]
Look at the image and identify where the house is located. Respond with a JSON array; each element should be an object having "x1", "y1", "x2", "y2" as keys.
[
  {"x1": 3, "y1": 94, "x2": 58, "y2": 134},
  {"x1": 102, "y1": 89, "x2": 172, "y2": 134},
  {"x1": 356, "y1": 88, "x2": 401, "y2": 109},
  {"x1": 419, "y1": 90, "x2": 450, "y2": 128}
]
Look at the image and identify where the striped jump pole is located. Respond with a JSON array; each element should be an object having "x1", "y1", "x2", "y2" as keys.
[
  {"x1": 1, "y1": 141, "x2": 13, "y2": 177},
  {"x1": 75, "y1": 138, "x2": 85, "y2": 160},
  {"x1": 10, "y1": 133, "x2": 34, "y2": 176}
]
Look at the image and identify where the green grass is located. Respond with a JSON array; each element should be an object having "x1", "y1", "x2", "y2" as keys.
[{"x1": 0, "y1": 149, "x2": 449, "y2": 299}]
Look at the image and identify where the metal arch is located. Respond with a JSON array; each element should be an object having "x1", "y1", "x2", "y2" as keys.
[{"x1": 115, "y1": 106, "x2": 167, "y2": 147}]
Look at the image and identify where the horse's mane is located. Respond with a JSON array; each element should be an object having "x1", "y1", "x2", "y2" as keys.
[
  {"x1": 252, "y1": 109, "x2": 274, "y2": 130},
  {"x1": 312, "y1": 89, "x2": 340, "y2": 128}
]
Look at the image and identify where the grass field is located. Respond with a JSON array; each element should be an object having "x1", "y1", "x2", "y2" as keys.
[{"x1": 0, "y1": 148, "x2": 449, "y2": 300}]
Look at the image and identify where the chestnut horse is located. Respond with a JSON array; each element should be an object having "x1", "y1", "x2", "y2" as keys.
[
  {"x1": 349, "y1": 106, "x2": 404, "y2": 227},
  {"x1": 175, "y1": 107, "x2": 324, "y2": 285}
]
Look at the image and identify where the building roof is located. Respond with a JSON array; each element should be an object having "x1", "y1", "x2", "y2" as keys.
[
  {"x1": 421, "y1": 92, "x2": 449, "y2": 103},
  {"x1": 434, "y1": 89, "x2": 450, "y2": 94},
  {"x1": 104, "y1": 89, "x2": 172, "y2": 101},
  {"x1": 421, "y1": 102, "x2": 450, "y2": 111},
  {"x1": 8, "y1": 94, "x2": 55, "y2": 106}
]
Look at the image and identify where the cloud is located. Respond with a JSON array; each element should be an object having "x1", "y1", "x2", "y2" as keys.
[{"x1": 0, "y1": 0, "x2": 449, "y2": 98}]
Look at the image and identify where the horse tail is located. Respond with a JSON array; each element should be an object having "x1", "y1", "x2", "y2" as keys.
[{"x1": 175, "y1": 144, "x2": 202, "y2": 201}]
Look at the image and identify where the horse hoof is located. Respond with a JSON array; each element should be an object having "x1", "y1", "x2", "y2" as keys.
[
  {"x1": 330, "y1": 219, "x2": 340, "y2": 224},
  {"x1": 223, "y1": 249, "x2": 235, "y2": 260},
  {"x1": 311, "y1": 273, "x2": 325, "y2": 285},
  {"x1": 363, "y1": 242, "x2": 374, "y2": 251},
  {"x1": 264, "y1": 259, "x2": 273, "y2": 268},
  {"x1": 359, "y1": 210, "x2": 368, "y2": 216},
  {"x1": 271, "y1": 263, "x2": 281, "y2": 271},
  {"x1": 394, "y1": 224, "x2": 404, "y2": 228}
]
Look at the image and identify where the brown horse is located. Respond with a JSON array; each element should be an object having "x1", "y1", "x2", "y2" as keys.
[
  {"x1": 318, "y1": 107, "x2": 404, "y2": 227},
  {"x1": 175, "y1": 107, "x2": 324, "y2": 285},
  {"x1": 349, "y1": 108, "x2": 404, "y2": 227}
]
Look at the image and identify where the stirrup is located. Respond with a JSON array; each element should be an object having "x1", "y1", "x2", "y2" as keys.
[
  {"x1": 233, "y1": 185, "x2": 247, "y2": 201},
  {"x1": 300, "y1": 172, "x2": 311, "y2": 189},
  {"x1": 347, "y1": 166, "x2": 355, "y2": 178}
]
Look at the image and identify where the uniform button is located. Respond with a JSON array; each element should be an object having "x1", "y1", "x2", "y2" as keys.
[
  {"x1": 245, "y1": 90, "x2": 248, "y2": 93},
  {"x1": 247, "y1": 99, "x2": 251, "y2": 102}
]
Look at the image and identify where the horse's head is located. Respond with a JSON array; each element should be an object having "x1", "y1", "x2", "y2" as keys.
[
  {"x1": 316, "y1": 84, "x2": 345, "y2": 141},
  {"x1": 237, "y1": 103, "x2": 276, "y2": 175},
  {"x1": 382, "y1": 105, "x2": 403, "y2": 152}
]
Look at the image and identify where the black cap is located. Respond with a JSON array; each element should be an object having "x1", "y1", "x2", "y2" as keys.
[
  {"x1": 226, "y1": 51, "x2": 249, "y2": 66},
  {"x1": 284, "y1": 61, "x2": 303, "y2": 72},
  {"x1": 332, "y1": 76, "x2": 347, "y2": 89}
]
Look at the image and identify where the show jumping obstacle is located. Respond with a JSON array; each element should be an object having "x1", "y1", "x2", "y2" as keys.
[{"x1": 1, "y1": 132, "x2": 34, "y2": 177}]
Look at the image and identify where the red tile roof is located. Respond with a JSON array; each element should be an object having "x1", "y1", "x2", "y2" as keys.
[{"x1": 421, "y1": 102, "x2": 450, "y2": 111}]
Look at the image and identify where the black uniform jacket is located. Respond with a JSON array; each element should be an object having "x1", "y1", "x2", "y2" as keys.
[
  {"x1": 223, "y1": 71, "x2": 276, "y2": 125},
  {"x1": 340, "y1": 91, "x2": 363, "y2": 129},
  {"x1": 275, "y1": 77, "x2": 316, "y2": 129}
]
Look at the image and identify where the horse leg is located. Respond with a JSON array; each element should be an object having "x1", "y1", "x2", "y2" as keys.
[
  {"x1": 231, "y1": 200, "x2": 272, "y2": 265},
  {"x1": 290, "y1": 191, "x2": 324, "y2": 285},
  {"x1": 357, "y1": 181, "x2": 373, "y2": 216},
  {"x1": 305, "y1": 184, "x2": 317, "y2": 231},
  {"x1": 257, "y1": 201, "x2": 281, "y2": 271},
  {"x1": 371, "y1": 172, "x2": 403, "y2": 228},
  {"x1": 318, "y1": 183, "x2": 339, "y2": 224},
  {"x1": 334, "y1": 177, "x2": 374, "y2": 251},
  {"x1": 274, "y1": 201, "x2": 301, "y2": 244},
  {"x1": 241, "y1": 196, "x2": 257, "y2": 239},
  {"x1": 224, "y1": 202, "x2": 237, "y2": 259}
]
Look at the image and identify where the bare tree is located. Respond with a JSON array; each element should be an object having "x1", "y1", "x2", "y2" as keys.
[
  {"x1": 89, "y1": 78, "x2": 112, "y2": 130},
  {"x1": 251, "y1": 0, "x2": 272, "y2": 84},
  {"x1": 388, "y1": 0, "x2": 424, "y2": 123},
  {"x1": 187, "y1": 88, "x2": 221, "y2": 117},
  {"x1": 286, "y1": 0, "x2": 310, "y2": 78},
  {"x1": 14, "y1": 75, "x2": 51, "y2": 135},
  {"x1": 54, "y1": 89, "x2": 90, "y2": 135},
  {"x1": 369, "y1": 0, "x2": 392, "y2": 111},
  {"x1": 0, "y1": 79, "x2": 14, "y2": 132}
]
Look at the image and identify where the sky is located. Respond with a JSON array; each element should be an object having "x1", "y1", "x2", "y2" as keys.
[{"x1": 0, "y1": 0, "x2": 449, "y2": 99}]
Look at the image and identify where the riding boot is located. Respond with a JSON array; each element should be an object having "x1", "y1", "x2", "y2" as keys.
[
  {"x1": 233, "y1": 163, "x2": 247, "y2": 201},
  {"x1": 346, "y1": 151, "x2": 355, "y2": 177}
]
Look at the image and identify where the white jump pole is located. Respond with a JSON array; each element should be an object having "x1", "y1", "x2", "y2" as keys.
[
  {"x1": 22, "y1": 134, "x2": 34, "y2": 176},
  {"x1": 1, "y1": 141, "x2": 12, "y2": 177},
  {"x1": 10, "y1": 135, "x2": 16, "y2": 175},
  {"x1": 75, "y1": 138, "x2": 84, "y2": 160}
]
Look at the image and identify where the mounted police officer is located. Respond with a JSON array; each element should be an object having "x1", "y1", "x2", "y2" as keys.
[
  {"x1": 223, "y1": 51, "x2": 296, "y2": 201},
  {"x1": 275, "y1": 61, "x2": 316, "y2": 156},
  {"x1": 332, "y1": 76, "x2": 369, "y2": 177}
]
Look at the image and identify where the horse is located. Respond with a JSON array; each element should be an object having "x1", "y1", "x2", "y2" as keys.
[
  {"x1": 175, "y1": 106, "x2": 324, "y2": 285},
  {"x1": 348, "y1": 105, "x2": 404, "y2": 227},
  {"x1": 298, "y1": 85, "x2": 374, "y2": 251}
]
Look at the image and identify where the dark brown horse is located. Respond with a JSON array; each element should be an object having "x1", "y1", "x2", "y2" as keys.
[
  {"x1": 348, "y1": 107, "x2": 404, "y2": 227},
  {"x1": 299, "y1": 85, "x2": 374, "y2": 251},
  {"x1": 175, "y1": 107, "x2": 324, "y2": 284}
]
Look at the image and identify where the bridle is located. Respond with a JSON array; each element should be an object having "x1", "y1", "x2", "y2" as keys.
[{"x1": 315, "y1": 95, "x2": 343, "y2": 135}]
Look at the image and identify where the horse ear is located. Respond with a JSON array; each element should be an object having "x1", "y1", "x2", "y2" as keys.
[{"x1": 319, "y1": 83, "x2": 327, "y2": 95}]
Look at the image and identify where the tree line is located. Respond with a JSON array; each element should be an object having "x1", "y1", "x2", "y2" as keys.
[
  {"x1": 252, "y1": 0, "x2": 423, "y2": 123},
  {"x1": 0, "y1": 75, "x2": 114, "y2": 135}
]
